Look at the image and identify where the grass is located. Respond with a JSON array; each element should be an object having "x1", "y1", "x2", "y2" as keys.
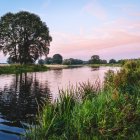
[
  {"x1": 0, "y1": 64, "x2": 48, "y2": 74},
  {"x1": 26, "y1": 84, "x2": 140, "y2": 140},
  {"x1": 26, "y1": 60, "x2": 140, "y2": 140}
]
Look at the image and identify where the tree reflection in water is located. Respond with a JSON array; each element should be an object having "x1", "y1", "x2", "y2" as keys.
[
  {"x1": 0, "y1": 73, "x2": 51, "y2": 128},
  {"x1": 90, "y1": 66, "x2": 100, "y2": 71}
]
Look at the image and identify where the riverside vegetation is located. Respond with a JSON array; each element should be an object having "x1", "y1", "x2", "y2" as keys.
[
  {"x1": 26, "y1": 60, "x2": 140, "y2": 140},
  {"x1": 26, "y1": 61, "x2": 140, "y2": 140},
  {"x1": 0, "y1": 64, "x2": 48, "y2": 74}
]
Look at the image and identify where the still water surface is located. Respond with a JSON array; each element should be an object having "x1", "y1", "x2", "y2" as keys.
[{"x1": 0, "y1": 66, "x2": 119, "y2": 140}]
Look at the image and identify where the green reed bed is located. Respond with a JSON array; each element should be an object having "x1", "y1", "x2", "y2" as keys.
[
  {"x1": 26, "y1": 60, "x2": 140, "y2": 140},
  {"x1": 0, "y1": 64, "x2": 48, "y2": 74}
]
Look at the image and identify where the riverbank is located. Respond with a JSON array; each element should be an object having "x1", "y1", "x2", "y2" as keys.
[
  {"x1": 88, "y1": 63, "x2": 121, "y2": 67},
  {"x1": 45, "y1": 63, "x2": 121, "y2": 69},
  {"x1": 26, "y1": 60, "x2": 140, "y2": 140},
  {"x1": 0, "y1": 64, "x2": 48, "y2": 74},
  {"x1": 0, "y1": 64, "x2": 121, "y2": 74},
  {"x1": 45, "y1": 64, "x2": 83, "y2": 69}
]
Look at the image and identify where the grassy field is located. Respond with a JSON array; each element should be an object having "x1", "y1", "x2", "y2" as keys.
[{"x1": 26, "y1": 60, "x2": 140, "y2": 140}]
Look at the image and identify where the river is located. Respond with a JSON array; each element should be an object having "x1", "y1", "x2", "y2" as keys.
[{"x1": 0, "y1": 66, "x2": 119, "y2": 140}]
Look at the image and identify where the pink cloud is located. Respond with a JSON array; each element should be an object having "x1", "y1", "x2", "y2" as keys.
[
  {"x1": 49, "y1": 18, "x2": 140, "y2": 60},
  {"x1": 129, "y1": 12, "x2": 140, "y2": 17},
  {"x1": 82, "y1": 0, "x2": 107, "y2": 20}
]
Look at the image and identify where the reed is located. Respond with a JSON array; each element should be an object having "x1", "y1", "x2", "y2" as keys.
[{"x1": 26, "y1": 87, "x2": 140, "y2": 139}]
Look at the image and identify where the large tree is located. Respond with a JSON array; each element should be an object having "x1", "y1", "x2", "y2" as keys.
[{"x1": 0, "y1": 11, "x2": 52, "y2": 64}]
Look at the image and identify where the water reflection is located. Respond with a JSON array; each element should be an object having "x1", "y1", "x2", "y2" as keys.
[
  {"x1": 53, "y1": 69, "x2": 63, "y2": 80},
  {"x1": 0, "y1": 73, "x2": 51, "y2": 139},
  {"x1": 90, "y1": 66, "x2": 100, "y2": 71}
]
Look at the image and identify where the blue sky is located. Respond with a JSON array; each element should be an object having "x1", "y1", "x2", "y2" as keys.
[{"x1": 0, "y1": 0, "x2": 140, "y2": 62}]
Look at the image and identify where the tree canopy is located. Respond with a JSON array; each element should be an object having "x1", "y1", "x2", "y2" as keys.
[
  {"x1": 109, "y1": 59, "x2": 117, "y2": 64},
  {"x1": 63, "y1": 58, "x2": 83, "y2": 65},
  {"x1": 52, "y1": 54, "x2": 63, "y2": 64},
  {"x1": 89, "y1": 55, "x2": 100, "y2": 64},
  {"x1": 45, "y1": 57, "x2": 53, "y2": 64},
  {"x1": 0, "y1": 11, "x2": 52, "y2": 64},
  {"x1": 38, "y1": 59, "x2": 45, "y2": 65}
]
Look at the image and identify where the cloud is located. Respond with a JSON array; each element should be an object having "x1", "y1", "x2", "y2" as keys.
[
  {"x1": 82, "y1": 0, "x2": 107, "y2": 20},
  {"x1": 128, "y1": 12, "x2": 140, "y2": 17},
  {"x1": 49, "y1": 18, "x2": 140, "y2": 60}
]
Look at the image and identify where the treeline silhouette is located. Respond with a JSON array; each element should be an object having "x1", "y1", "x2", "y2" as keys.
[{"x1": 38, "y1": 54, "x2": 140, "y2": 65}]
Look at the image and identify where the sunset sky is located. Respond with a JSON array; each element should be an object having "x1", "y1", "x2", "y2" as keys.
[{"x1": 0, "y1": 0, "x2": 140, "y2": 62}]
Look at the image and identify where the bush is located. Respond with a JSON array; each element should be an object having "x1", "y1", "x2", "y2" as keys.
[
  {"x1": 104, "y1": 60, "x2": 140, "y2": 94},
  {"x1": 72, "y1": 91, "x2": 140, "y2": 139},
  {"x1": 38, "y1": 59, "x2": 45, "y2": 65}
]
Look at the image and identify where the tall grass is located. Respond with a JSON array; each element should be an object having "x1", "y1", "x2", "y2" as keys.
[{"x1": 26, "y1": 60, "x2": 140, "y2": 140}]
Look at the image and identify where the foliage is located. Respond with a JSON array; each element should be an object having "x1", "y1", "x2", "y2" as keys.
[
  {"x1": 100, "y1": 59, "x2": 107, "y2": 64},
  {"x1": 63, "y1": 58, "x2": 83, "y2": 65},
  {"x1": 38, "y1": 59, "x2": 45, "y2": 65},
  {"x1": 109, "y1": 59, "x2": 117, "y2": 64},
  {"x1": 52, "y1": 54, "x2": 63, "y2": 64},
  {"x1": 0, "y1": 11, "x2": 52, "y2": 64},
  {"x1": 0, "y1": 64, "x2": 48, "y2": 74},
  {"x1": 72, "y1": 91, "x2": 140, "y2": 140},
  {"x1": 88, "y1": 55, "x2": 107, "y2": 64},
  {"x1": 89, "y1": 55, "x2": 100, "y2": 64},
  {"x1": 104, "y1": 60, "x2": 140, "y2": 94},
  {"x1": 26, "y1": 78, "x2": 140, "y2": 140},
  {"x1": 117, "y1": 59, "x2": 126, "y2": 65},
  {"x1": 45, "y1": 57, "x2": 53, "y2": 64},
  {"x1": 7, "y1": 57, "x2": 14, "y2": 64}
]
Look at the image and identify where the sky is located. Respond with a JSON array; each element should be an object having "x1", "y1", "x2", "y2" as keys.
[{"x1": 0, "y1": 0, "x2": 140, "y2": 62}]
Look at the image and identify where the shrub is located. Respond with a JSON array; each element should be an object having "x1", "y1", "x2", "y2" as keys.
[{"x1": 104, "y1": 60, "x2": 140, "y2": 94}]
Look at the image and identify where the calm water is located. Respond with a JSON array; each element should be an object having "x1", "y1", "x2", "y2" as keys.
[{"x1": 0, "y1": 66, "x2": 119, "y2": 140}]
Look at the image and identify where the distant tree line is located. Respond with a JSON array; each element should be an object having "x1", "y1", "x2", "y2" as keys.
[
  {"x1": 38, "y1": 54, "x2": 137, "y2": 65},
  {"x1": 63, "y1": 58, "x2": 84, "y2": 65},
  {"x1": 38, "y1": 54, "x2": 84, "y2": 65},
  {"x1": 38, "y1": 54, "x2": 63, "y2": 65}
]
